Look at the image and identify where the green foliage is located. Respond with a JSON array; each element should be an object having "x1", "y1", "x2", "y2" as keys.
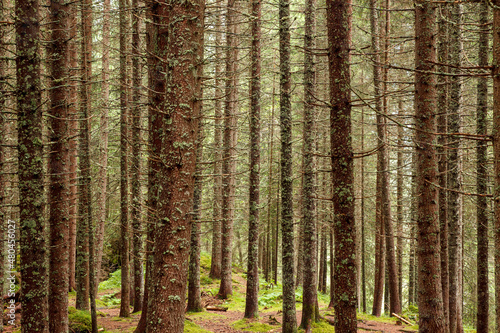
[
  {"x1": 99, "y1": 269, "x2": 121, "y2": 291},
  {"x1": 402, "y1": 304, "x2": 419, "y2": 323},
  {"x1": 357, "y1": 312, "x2": 398, "y2": 324},
  {"x1": 200, "y1": 252, "x2": 212, "y2": 271},
  {"x1": 232, "y1": 319, "x2": 274, "y2": 332},
  {"x1": 184, "y1": 320, "x2": 212, "y2": 333},
  {"x1": 100, "y1": 293, "x2": 121, "y2": 306},
  {"x1": 200, "y1": 273, "x2": 213, "y2": 285}
]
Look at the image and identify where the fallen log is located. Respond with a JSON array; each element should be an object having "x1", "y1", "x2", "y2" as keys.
[
  {"x1": 392, "y1": 313, "x2": 413, "y2": 326},
  {"x1": 206, "y1": 305, "x2": 228, "y2": 312}
]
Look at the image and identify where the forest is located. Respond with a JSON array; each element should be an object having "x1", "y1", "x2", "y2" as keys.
[{"x1": 0, "y1": 0, "x2": 499, "y2": 332}]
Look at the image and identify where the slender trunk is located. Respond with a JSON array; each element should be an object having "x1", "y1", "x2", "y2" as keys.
[
  {"x1": 16, "y1": 0, "x2": 49, "y2": 329},
  {"x1": 0, "y1": 1, "x2": 4, "y2": 327},
  {"x1": 370, "y1": 0, "x2": 385, "y2": 316},
  {"x1": 135, "y1": 9, "x2": 154, "y2": 331},
  {"x1": 476, "y1": 2, "x2": 489, "y2": 333},
  {"x1": 437, "y1": 4, "x2": 449, "y2": 330},
  {"x1": 361, "y1": 107, "x2": 366, "y2": 313},
  {"x1": 145, "y1": 0, "x2": 204, "y2": 329},
  {"x1": 209, "y1": 8, "x2": 223, "y2": 280},
  {"x1": 76, "y1": 0, "x2": 93, "y2": 311},
  {"x1": 68, "y1": 3, "x2": 78, "y2": 292},
  {"x1": 492, "y1": 2, "x2": 500, "y2": 333},
  {"x1": 187, "y1": 120, "x2": 204, "y2": 313},
  {"x1": 218, "y1": 0, "x2": 239, "y2": 299},
  {"x1": 96, "y1": 0, "x2": 111, "y2": 290},
  {"x1": 131, "y1": 0, "x2": 143, "y2": 313},
  {"x1": 244, "y1": 0, "x2": 261, "y2": 318},
  {"x1": 279, "y1": 0, "x2": 296, "y2": 329},
  {"x1": 48, "y1": 0, "x2": 70, "y2": 330},
  {"x1": 299, "y1": 0, "x2": 317, "y2": 324},
  {"x1": 448, "y1": 4, "x2": 462, "y2": 333},
  {"x1": 396, "y1": 97, "x2": 404, "y2": 310},
  {"x1": 414, "y1": 2, "x2": 445, "y2": 331},
  {"x1": 328, "y1": 0, "x2": 356, "y2": 331},
  {"x1": 119, "y1": 0, "x2": 130, "y2": 317}
]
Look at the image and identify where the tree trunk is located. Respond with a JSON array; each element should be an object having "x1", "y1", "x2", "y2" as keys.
[
  {"x1": 218, "y1": 0, "x2": 239, "y2": 299},
  {"x1": 493, "y1": 2, "x2": 500, "y2": 333},
  {"x1": 145, "y1": 0, "x2": 204, "y2": 329},
  {"x1": 447, "y1": 4, "x2": 463, "y2": 333},
  {"x1": 327, "y1": 0, "x2": 357, "y2": 331},
  {"x1": 476, "y1": 2, "x2": 489, "y2": 333},
  {"x1": 209, "y1": 7, "x2": 223, "y2": 280},
  {"x1": 95, "y1": 0, "x2": 110, "y2": 292},
  {"x1": 119, "y1": 0, "x2": 131, "y2": 317},
  {"x1": 48, "y1": 0, "x2": 70, "y2": 330},
  {"x1": 396, "y1": 97, "x2": 404, "y2": 310},
  {"x1": 361, "y1": 106, "x2": 366, "y2": 313},
  {"x1": 0, "y1": 2, "x2": 4, "y2": 327},
  {"x1": 414, "y1": 2, "x2": 445, "y2": 331},
  {"x1": 16, "y1": 0, "x2": 49, "y2": 329},
  {"x1": 279, "y1": 0, "x2": 296, "y2": 329},
  {"x1": 437, "y1": 3, "x2": 449, "y2": 330},
  {"x1": 131, "y1": 0, "x2": 143, "y2": 313},
  {"x1": 187, "y1": 119, "x2": 204, "y2": 313},
  {"x1": 244, "y1": 0, "x2": 261, "y2": 318},
  {"x1": 299, "y1": 0, "x2": 317, "y2": 325},
  {"x1": 68, "y1": 2, "x2": 78, "y2": 293},
  {"x1": 76, "y1": 0, "x2": 93, "y2": 311},
  {"x1": 370, "y1": 0, "x2": 385, "y2": 316}
]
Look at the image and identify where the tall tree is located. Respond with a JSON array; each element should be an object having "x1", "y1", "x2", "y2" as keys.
[
  {"x1": 279, "y1": 0, "x2": 297, "y2": 329},
  {"x1": 493, "y1": 1, "x2": 500, "y2": 333},
  {"x1": 327, "y1": 0, "x2": 357, "y2": 331},
  {"x1": 187, "y1": 119, "x2": 204, "y2": 313},
  {"x1": 16, "y1": 0, "x2": 48, "y2": 329},
  {"x1": 299, "y1": 0, "x2": 318, "y2": 325},
  {"x1": 369, "y1": 0, "x2": 385, "y2": 316},
  {"x1": 209, "y1": 5, "x2": 223, "y2": 280},
  {"x1": 131, "y1": 0, "x2": 144, "y2": 313},
  {"x1": 244, "y1": 0, "x2": 261, "y2": 318},
  {"x1": 48, "y1": 0, "x2": 70, "y2": 330},
  {"x1": 76, "y1": 0, "x2": 93, "y2": 311},
  {"x1": 218, "y1": 0, "x2": 239, "y2": 299},
  {"x1": 476, "y1": 2, "x2": 489, "y2": 333},
  {"x1": 119, "y1": 0, "x2": 131, "y2": 318},
  {"x1": 447, "y1": 4, "x2": 463, "y2": 333},
  {"x1": 414, "y1": 1, "x2": 445, "y2": 331},
  {"x1": 436, "y1": 3, "x2": 449, "y2": 330},
  {"x1": 96, "y1": 0, "x2": 111, "y2": 288},
  {"x1": 145, "y1": 0, "x2": 204, "y2": 329},
  {"x1": 0, "y1": 1, "x2": 4, "y2": 328}
]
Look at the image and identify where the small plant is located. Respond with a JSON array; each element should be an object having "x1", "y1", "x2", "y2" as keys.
[
  {"x1": 99, "y1": 269, "x2": 122, "y2": 291},
  {"x1": 100, "y1": 293, "x2": 121, "y2": 307},
  {"x1": 232, "y1": 319, "x2": 274, "y2": 332}
]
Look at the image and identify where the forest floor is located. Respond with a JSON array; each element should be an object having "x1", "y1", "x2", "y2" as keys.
[{"x1": 2, "y1": 255, "x2": 419, "y2": 332}]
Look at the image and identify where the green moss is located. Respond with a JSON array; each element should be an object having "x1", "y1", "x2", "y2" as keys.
[
  {"x1": 357, "y1": 312, "x2": 398, "y2": 324},
  {"x1": 200, "y1": 252, "x2": 212, "y2": 271},
  {"x1": 232, "y1": 319, "x2": 274, "y2": 332},
  {"x1": 186, "y1": 310, "x2": 224, "y2": 320},
  {"x1": 99, "y1": 269, "x2": 122, "y2": 291},
  {"x1": 184, "y1": 320, "x2": 213, "y2": 333},
  {"x1": 298, "y1": 321, "x2": 336, "y2": 333},
  {"x1": 68, "y1": 309, "x2": 92, "y2": 332}
]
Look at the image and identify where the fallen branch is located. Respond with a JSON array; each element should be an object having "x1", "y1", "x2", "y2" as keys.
[
  {"x1": 392, "y1": 313, "x2": 413, "y2": 325},
  {"x1": 206, "y1": 305, "x2": 228, "y2": 312}
]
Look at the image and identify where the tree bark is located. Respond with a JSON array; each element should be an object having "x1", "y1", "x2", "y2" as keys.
[
  {"x1": 437, "y1": 4, "x2": 449, "y2": 330},
  {"x1": 218, "y1": 0, "x2": 239, "y2": 299},
  {"x1": 414, "y1": 1, "x2": 445, "y2": 332},
  {"x1": 131, "y1": 0, "x2": 143, "y2": 313},
  {"x1": 279, "y1": 0, "x2": 297, "y2": 329},
  {"x1": 244, "y1": 0, "x2": 261, "y2": 318},
  {"x1": 327, "y1": 0, "x2": 357, "y2": 331},
  {"x1": 187, "y1": 119, "x2": 204, "y2": 313},
  {"x1": 76, "y1": 0, "x2": 93, "y2": 311},
  {"x1": 370, "y1": 0, "x2": 385, "y2": 316},
  {"x1": 48, "y1": 0, "x2": 70, "y2": 330},
  {"x1": 476, "y1": 2, "x2": 489, "y2": 333},
  {"x1": 95, "y1": 0, "x2": 111, "y2": 292},
  {"x1": 16, "y1": 0, "x2": 49, "y2": 329},
  {"x1": 119, "y1": 0, "x2": 131, "y2": 318},
  {"x1": 493, "y1": 2, "x2": 500, "y2": 333},
  {"x1": 145, "y1": 0, "x2": 204, "y2": 329},
  {"x1": 299, "y1": 0, "x2": 317, "y2": 326},
  {"x1": 209, "y1": 7, "x2": 223, "y2": 280}
]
